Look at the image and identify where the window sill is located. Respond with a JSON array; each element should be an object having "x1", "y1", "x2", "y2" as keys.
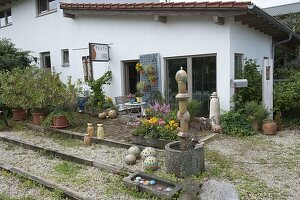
[
  {"x1": 36, "y1": 9, "x2": 57, "y2": 18},
  {"x1": 61, "y1": 64, "x2": 70, "y2": 67},
  {"x1": 0, "y1": 23, "x2": 12, "y2": 29}
]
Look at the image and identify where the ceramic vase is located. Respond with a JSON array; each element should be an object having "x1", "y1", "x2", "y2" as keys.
[{"x1": 97, "y1": 124, "x2": 104, "y2": 139}]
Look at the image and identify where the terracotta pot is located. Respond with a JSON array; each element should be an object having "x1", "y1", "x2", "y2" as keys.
[
  {"x1": 12, "y1": 109, "x2": 27, "y2": 121},
  {"x1": 51, "y1": 115, "x2": 70, "y2": 128},
  {"x1": 262, "y1": 120, "x2": 277, "y2": 135},
  {"x1": 32, "y1": 112, "x2": 46, "y2": 125}
]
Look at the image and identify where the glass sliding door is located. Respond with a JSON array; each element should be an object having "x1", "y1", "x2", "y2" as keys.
[
  {"x1": 192, "y1": 56, "x2": 216, "y2": 116},
  {"x1": 166, "y1": 58, "x2": 187, "y2": 108},
  {"x1": 166, "y1": 55, "x2": 216, "y2": 116}
]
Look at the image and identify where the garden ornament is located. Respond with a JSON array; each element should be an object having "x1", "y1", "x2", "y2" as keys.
[
  {"x1": 143, "y1": 156, "x2": 158, "y2": 170},
  {"x1": 87, "y1": 123, "x2": 94, "y2": 137},
  {"x1": 97, "y1": 124, "x2": 104, "y2": 139},
  {"x1": 209, "y1": 92, "x2": 221, "y2": 131},
  {"x1": 108, "y1": 109, "x2": 117, "y2": 118},
  {"x1": 141, "y1": 147, "x2": 157, "y2": 159},
  {"x1": 128, "y1": 146, "x2": 141, "y2": 159},
  {"x1": 98, "y1": 112, "x2": 107, "y2": 119},
  {"x1": 125, "y1": 154, "x2": 136, "y2": 165}
]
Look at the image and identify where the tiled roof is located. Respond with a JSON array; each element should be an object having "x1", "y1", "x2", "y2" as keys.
[
  {"x1": 60, "y1": 1, "x2": 251, "y2": 10},
  {"x1": 263, "y1": 2, "x2": 300, "y2": 16}
]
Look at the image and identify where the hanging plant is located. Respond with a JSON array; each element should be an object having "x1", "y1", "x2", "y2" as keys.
[
  {"x1": 144, "y1": 64, "x2": 155, "y2": 75},
  {"x1": 136, "y1": 81, "x2": 149, "y2": 92}
]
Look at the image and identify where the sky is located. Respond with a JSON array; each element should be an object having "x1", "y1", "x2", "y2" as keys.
[
  {"x1": 73, "y1": 0, "x2": 300, "y2": 8},
  {"x1": 250, "y1": 0, "x2": 300, "y2": 8}
]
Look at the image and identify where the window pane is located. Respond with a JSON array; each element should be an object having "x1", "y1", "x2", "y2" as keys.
[
  {"x1": 39, "y1": 0, "x2": 48, "y2": 13},
  {"x1": 0, "y1": 11, "x2": 5, "y2": 27},
  {"x1": 62, "y1": 50, "x2": 69, "y2": 65},
  {"x1": 7, "y1": 9, "x2": 12, "y2": 24},
  {"x1": 234, "y1": 54, "x2": 243, "y2": 78},
  {"x1": 192, "y1": 56, "x2": 216, "y2": 117},
  {"x1": 167, "y1": 58, "x2": 187, "y2": 108},
  {"x1": 49, "y1": 0, "x2": 57, "y2": 11}
]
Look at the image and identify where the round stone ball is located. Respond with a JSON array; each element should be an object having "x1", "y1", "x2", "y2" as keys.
[
  {"x1": 143, "y1": 156, "x2": 158, "y2": 171},
  {"x1": 124, "y1": 154, "x2": 136, "y2": 165},
  {"x1": 141, "y1": 147, "x2": 157, "y2": 159},
  {"x1": 98, "y1": 112, "x2": 107, "y2": 119},
  {"x1": 108, "y1": 109, "x2": 117, "y2": 118},
  {"x1": 128, "y1": 146, "x2": 141, "y2": 159}
]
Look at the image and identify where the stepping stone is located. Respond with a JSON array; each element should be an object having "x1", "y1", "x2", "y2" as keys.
[{"x1": 199, "y1": 180, "x2": 239, "y2": 200}]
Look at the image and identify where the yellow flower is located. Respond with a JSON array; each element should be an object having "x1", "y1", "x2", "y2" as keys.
[
  {"x1": 169, "y1": 120, "x2": 175, "y2": 125},
  {"x1": 149, "y1": 117, "x2": 158, "y2": 124},
  {"x1": 165, "y1": 125, "x2": 170, "y2": 129},
  {"x1": 142, "y1": 119, "x2": 149, "y2": 125}
]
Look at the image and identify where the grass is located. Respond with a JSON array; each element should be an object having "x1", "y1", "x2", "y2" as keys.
[{"x1": 53, "y1": 161, "x2": 82, "y2": 177}]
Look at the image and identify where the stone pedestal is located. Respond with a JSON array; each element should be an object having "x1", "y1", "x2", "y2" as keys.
[{"x1": 165, "y1": 141, "x2": 205, "y2": 177}]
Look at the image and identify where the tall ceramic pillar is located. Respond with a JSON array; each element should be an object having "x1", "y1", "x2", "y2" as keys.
[
  {"x1": 175, "y1": 67, "x2": 190, "y2": 150},
  {"x1": 209, "y1": 92, "x2": 221, "y2": 128}
]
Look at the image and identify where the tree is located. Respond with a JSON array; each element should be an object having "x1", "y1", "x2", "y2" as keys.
[{"x1": 0, "y1": 38, "x2": 32, "y2": 71}]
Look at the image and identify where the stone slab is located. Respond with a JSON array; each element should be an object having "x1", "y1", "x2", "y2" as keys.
[{"x1": 199, "y1": 180, "x2": 239, "y2": 200}]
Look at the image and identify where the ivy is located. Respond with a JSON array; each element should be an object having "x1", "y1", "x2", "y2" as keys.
[{"x1": 87, "y1": 71, "x2": 112, "y2": 108}]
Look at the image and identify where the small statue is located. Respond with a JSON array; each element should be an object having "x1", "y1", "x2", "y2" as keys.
[
  {"x1": 84, "y1": 134, "x2": 91, "y2": 146},
  {"x1": 87, "y1": 123, "x2": 94, "y2": 136}
]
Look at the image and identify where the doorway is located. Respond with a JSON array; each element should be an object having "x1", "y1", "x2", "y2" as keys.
[{"x1": 123, "y1": 61, "x2": 140, "y2": 95}]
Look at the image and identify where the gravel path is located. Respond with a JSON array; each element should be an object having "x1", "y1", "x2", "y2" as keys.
[
  {"x1": 0, "y1": 170, "x2": 58, "y2": 200},
  {"x1": 206, "y1": 130, "x2": 300, "y2": 200},
  {"x1": 0, "y1": 141, "x2": 144, "y2": 200},
  {"x1": 0, "y1": 131, "x2": 166, "y2": 173}
]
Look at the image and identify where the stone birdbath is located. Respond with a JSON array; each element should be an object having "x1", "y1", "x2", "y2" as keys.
[{"x1": 165, "y1": 67, "x2": 205, "y2": 177}]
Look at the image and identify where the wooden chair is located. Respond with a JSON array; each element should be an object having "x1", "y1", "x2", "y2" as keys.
[{"x1": 115, "y1": 96, "x2": 130, "y2": 114}]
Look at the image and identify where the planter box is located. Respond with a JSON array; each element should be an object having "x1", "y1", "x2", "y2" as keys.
[
  {"x1": 131, "y1": 136, "x2": 172, "y2": 149},
  {"x1": 124, "y1": 172, "x2": 182, "y2": 200}
]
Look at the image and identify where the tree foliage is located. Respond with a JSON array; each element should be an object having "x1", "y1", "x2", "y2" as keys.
[{"x1": 0, "y1": 38, "x2": 32, "y2": 71}]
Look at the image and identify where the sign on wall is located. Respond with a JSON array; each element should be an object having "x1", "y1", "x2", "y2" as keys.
[{"x1": 89, "y1": 43, "x2": 110, "y2": 62}]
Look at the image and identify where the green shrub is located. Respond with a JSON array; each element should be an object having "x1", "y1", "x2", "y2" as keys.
[
  {"x1": 221, "y1": 110, "x2": 253, "y2": 136},
  {"x1": 187, "y1": 100, "x2": 201, "y2": 119},
  {"x1": 244, "y1": 101, "x2": 269, "y2": 125},
  {"x1": 234, "y1": 59, "x2": 262, "y2": 109}
]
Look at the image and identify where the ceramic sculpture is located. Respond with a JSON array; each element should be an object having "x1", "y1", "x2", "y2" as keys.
[
  {"x1": 125, "y1": 154, "x2": 136, "y2": 165},
  {"x1": 143, "y1": 156, "x2": 158, "y2": 170},
  {"x1": 128, "y1": 146, "x2": 141, "y2": 159},
  {"x1": 141, "y1": 147, "x2": 157, "y2": 159}
]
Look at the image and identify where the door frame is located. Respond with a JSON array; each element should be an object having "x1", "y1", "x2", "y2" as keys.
[{"x1": 121, "y1": 59, "x2": 139, "y2": 96}]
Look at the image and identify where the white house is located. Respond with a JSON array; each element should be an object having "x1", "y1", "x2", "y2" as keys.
[{"x1": 0, "y1": 0, "x2": 299, "y2": 115}]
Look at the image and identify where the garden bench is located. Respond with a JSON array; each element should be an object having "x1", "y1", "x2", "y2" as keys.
[{"x1": 0, "y1": 110, "x2": 9, "y2": 127}]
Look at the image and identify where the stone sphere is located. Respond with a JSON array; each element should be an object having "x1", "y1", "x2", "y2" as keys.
[
  {"x1": 141, "y1": 147, "x2": 157, "y2": 159},
  {"x1": 128, "y1": 146, "x2": 141, "y2": 159},
  {"x1": 98, "y1": 112, "x2": 107, "y2": 119},
  {"x1": 125, "y1": 154, "x2": 136, "y2": 165},
  {"x1": 108, "y1": 109, "x2": 117, "y2": 118},
  {"x1": 143, "y1": 156, "x2": 158, "y2": 171}
]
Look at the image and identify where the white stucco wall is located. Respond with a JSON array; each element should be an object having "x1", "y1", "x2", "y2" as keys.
[{"x1": 0, "y1": 0, "x2": 273, "y2": 112}]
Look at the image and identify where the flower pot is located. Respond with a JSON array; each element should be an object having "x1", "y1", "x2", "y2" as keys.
[
  {"x1": 151, "y1": 80, "x2": 157, "y2": 86},
  {"x1": 32, "y1": 112, "x2": 46, "y2": 125},
  {"x1": 51, "y1": 115, "x2": 70, "y2": 129},
  {"x1": 136, "y1": 97, "x2": 142, "y2": 103},
  {"x1": 12, "y1": 109, "x2": 27, "y2": 121},
  {"x1": 262, "y1": 120, "x2": 277, "y2": 135},
  {"x1": 140, "y1": 69, "x2": 145, "y2": 75},
  {"x1": 130, "y1": 98, "x2": 135, "y2": 103}
]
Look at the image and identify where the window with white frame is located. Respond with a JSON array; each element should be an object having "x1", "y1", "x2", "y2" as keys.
[
  {"x1": 37, "y1": 0, "x2": 57, "y2": 15},
  {"x1": 234, "y1": 53, "x2": 244, "y2": 78},
  {"x1": 61, "y1": 49, "x2": 69, "y2": 66},
  {"x1": 0, "y1": 9, "x2": 12, "y2": 27}
]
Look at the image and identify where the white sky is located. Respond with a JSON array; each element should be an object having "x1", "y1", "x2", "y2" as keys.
[{"x1": 249, "y1": 0, "x2": 300, "y2": 8}]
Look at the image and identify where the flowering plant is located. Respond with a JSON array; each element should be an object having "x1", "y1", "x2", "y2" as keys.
[
  {"x1": 135, "y1": 63, "x2": 143, "y2": 72},
  {"x1": 127, "y1": 93, "x2": 135, "y2": 99},
  {"x1": 132, "y1": 102, "x2": 179, "y2": 140}
]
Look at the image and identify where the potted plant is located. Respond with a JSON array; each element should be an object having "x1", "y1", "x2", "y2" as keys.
[
  {"x1": 136, "y1": 81, "x2": 149, "y2": 92},
  {"x1": 148, "y1": 75, "x2": 157, "y2": 86},
  {"x1": 0, "y1": 68, "x2": 32, "y2": 120},
  {"x1": 262, "y1": 119, "x2": 277, "y2": 135},
  {"x1": 42, "y1": 108, "x2": 75, "y2": 128},
  {"x1": 244, "y1": 101, "x2": 269, "y2": 132},
  {"x1": 135, "y1": 91, "x2": 144, "y2": 103},
  {"x1": 135, "y1": 62, "x2": 145, "y2": 75},
  {"x1": 127, "y1": 93, "x2": 135, "y2": 103},
  {"x1": 144, "y1": 64, "x2": 155, "y2": 75}
]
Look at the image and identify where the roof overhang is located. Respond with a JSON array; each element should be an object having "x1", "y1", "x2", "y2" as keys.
[{"x1": 58, "y1": 1, "x2": 300, "y2": 51}]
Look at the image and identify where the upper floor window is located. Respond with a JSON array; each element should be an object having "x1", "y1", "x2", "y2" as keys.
[
  {"x1": 37, "y1": 0, "x2": 57, "y2": 15},
  {"x1": 0, "y1": 9, "x2": 12, "y2": 27},
  {"x1": 61, "y1": 49, "x2": 69, "y2": 66}
]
